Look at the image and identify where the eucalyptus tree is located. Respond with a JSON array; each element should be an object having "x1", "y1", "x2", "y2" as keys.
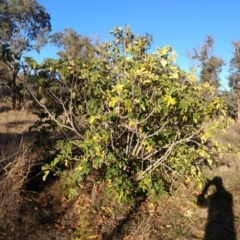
[
  {"x1": 0, "y1": 61, "x2": 11, "y2": 105},
  {"x1": 188, "y1": 35, "x2": 225, "y2": 90},
  {"x1": 228, "y1": 41, "x2": 240, "y2": 121},
  {"x1": 50, "y1": 28, "x2": 94, "y2": 62},
  {"x1": 0, "y1": 0, "x2": 51, "y2": 109}
]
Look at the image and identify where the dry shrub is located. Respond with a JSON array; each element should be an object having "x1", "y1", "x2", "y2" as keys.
[{"x1": 0, "y1": 143, "x2": 34, "y2": 229}]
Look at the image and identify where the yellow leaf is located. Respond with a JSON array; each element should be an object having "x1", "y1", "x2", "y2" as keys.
[
  {"x1": 89, "y1": 116, "x2": 95, "y2": 124},
  {"x1": 169, "y1": 71, "x2": 178, "y2": 79},
  {"x1": 183, "y1": 209, "x2": 193, "y2": 218},
  {"x1": 146, "y1": 144, "x2": 153, "y2": 153},
  {"x1": 184, "y1": 177, "x2": 191, "y2": 184},
  {"x1": 158, "y1": 46, "x2": 171, "y2": 56},
  {"x1": 75, "y1": 165, "x2": 83, "y2": 171},
  {"x1": 89, "y1": 115, "x2": 100, "y2": 124},
  {"x1": 129, "y1": 119, "x2": 136, "y2": 128},
  {"x1": 124, "y1": 99, "x2": 132, "y2": 112},
  {"x1": 64, "y1": 159, "x2": 68, "y2": 167},
  {"x1": 140, "y1": 104, "x2": 146, "y2": 111},
  {"x1": 206, "y1": 158, "x2": 213, "y2": 167},
  {"x1": 142, "y1": 79, "x2": 152, "y2": 84},
  {"x1": 112, "y1": 84, "x2": 124, "y2": 95},
  {"x1": 161, "y1": 58, "x2": 167, "y2": 68},
  {"x1": 88, "y1": 235, "x2": 100, "y2": 239},
  {"x1": 163, "y1": 95, "x2": 176, "y2": 107},
  {"x1": 135, "y1": 68, "x2": 148, "y2": 76},
  {"x1": 109, "y1": 96, "x2": 120, "y2": 107},
  {"x1": 32, "y1": 62, "x2": 37, "y2": 69},
  {"x1": 198, "y1": 182, "x2": 203, "y2": 190}
]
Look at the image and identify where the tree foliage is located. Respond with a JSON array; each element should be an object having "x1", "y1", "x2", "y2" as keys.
[
  {"x1": 0, "y1": 61, "x2": 11, "y2": 100},
  {"x1": 50, "y1": 28, "x2": 93, "y2": 62},
  {"x1": 25, "y1": 26, "x2": 227, "y2": 201},
  {"x1": 228, "y1": 41, "x2": 240, "y2": 121},
  {"x1": 0, "y1": 0, "x2": 51, "y2": 109},
  {"x1": 188, "y1": 35, "x2": 225, "y2": 89}
]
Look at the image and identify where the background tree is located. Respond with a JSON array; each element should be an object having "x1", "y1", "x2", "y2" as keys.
[
  {"x1": 187, "y1": 35, "x2": 225, "y2": 90},
  {"x1": 50, "y1": 28, "x2": 93, "y2": 62},
  {"x1": 228, "y1": 41, "x2": 240, "y2": 121},
  {"x1": 0, "y1": 61, "x2": 11, "y2": 104},
  {"x1": 0, "y1": 0, "x2": 51, "y2": 109}
]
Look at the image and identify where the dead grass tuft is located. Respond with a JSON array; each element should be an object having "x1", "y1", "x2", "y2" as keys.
[{"x1": 0, "y1": 144, "x2": 33, "y2": 229}]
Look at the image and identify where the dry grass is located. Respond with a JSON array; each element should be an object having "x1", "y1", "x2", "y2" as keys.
[
  {"x1": 0, "y1": 109, "x2": 38, "y2": 156},
  {"x1": 0, "y1": 109, "x2": 37, "y2": 133},
  {"x1": 0, "y1": 109, "x2": 35, "y2": 237},
  {"x1": 0, "y1": 109, "x2": 44, "y2": 239},
  {"x1": 0, "y1": 107, "x2": 73, "y2": 239},
  {"x1": 217, "y1": 121, "x2": 240, "y2": 147},
  {"x1": 0, "y1": 146, "x2": 32, "y2": 228},
  {"x1": 1, "y1": 108, "x2": 240, "y2": 240}
]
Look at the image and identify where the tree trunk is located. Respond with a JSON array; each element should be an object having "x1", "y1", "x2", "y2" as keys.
[
  {"x1": 11, "y1": 70, "x2": 17, "y2": 110},
  {"x1": 236, "y1": 96, "x2": 240, "y2": 122}
]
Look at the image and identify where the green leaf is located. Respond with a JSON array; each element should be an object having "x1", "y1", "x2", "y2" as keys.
[{"x1": 68, "y1": 188, "x2": 78, "y2": 199}]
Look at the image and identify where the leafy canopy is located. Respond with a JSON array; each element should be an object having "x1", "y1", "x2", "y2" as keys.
[
  {"x1": 50, "y1": 28, "x2": 93, "y2": 61},
  {"x1": 26, "y1": 26, "x2": 227, "y2": 201},
  {"x1": 187, "y1": 35, "x2": 225, "y2": 89},
  {"x1": 0, "y1": 0, "x2": 51, "y2": 52},
  {"x1": 0, "y1": 0, "x2": 51, "y2": 109}
]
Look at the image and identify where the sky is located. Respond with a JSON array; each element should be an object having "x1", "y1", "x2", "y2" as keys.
[{"x1": 30, "y1": 0, "x2": 240, "y2": 89}]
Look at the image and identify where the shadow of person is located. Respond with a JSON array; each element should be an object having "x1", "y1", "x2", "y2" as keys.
[{"x1": 197, "y1": 176, "x2": 236, "y2": 240}]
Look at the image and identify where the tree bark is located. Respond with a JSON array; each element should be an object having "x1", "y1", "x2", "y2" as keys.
[
  {"x1": 236, "y1": 95, "x2": 240, "y2": 122},
  {"x1": 11, "y1": 70, "x2": 17, "y2": 110}
]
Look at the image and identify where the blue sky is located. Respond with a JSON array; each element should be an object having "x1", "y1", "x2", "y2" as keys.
[{"x1": 30, "y1": 0, "x2": 240, "y2": 89}]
